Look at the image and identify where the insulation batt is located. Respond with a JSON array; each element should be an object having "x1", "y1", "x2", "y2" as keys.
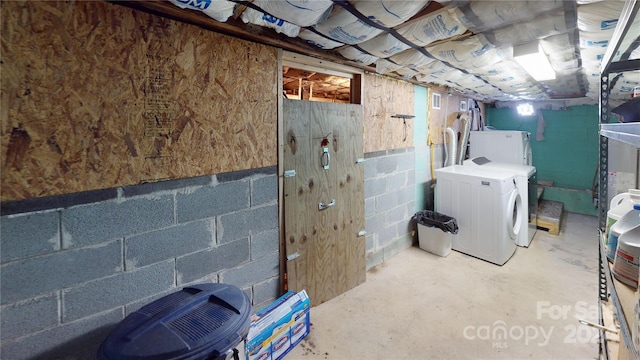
[
  {"x1": 297, "y1": 29, "x2": 344, "y2": 50},
  {"x1": 453, "y1": 1, "x2": 562, "y2": 32},
  {"x1": 396, "y1": 8, "x2": 467, "y2": 47},
  {"x1": 358, "y1": 33, "x2": 411, "y2": 58},
  {"x1": 314, "y1": 8, "x2": 384, "y2": 44},
  {"x1": 577, "y1": 1, "x2": 624, "y2": 31},
  {"x1": 338, "y1": 47, "x2": 379, "y2": 65},
  {"x1": 351, "y1": 0, "x2": 430, "y2": 28},
  {"x1": 315, "y1": 0, "x2": 429, "y2": 45},
  {"x1": 394, "y1": 67, "x2": 419, "y2": 79},
  {"x1": 248, "y1": 0, "x2": 333, "y2": 27},
  {"x1": 541, "y1": 34, "x2": 578, "y2": 61},
  {"x1": 375, "y1": 59, "x2": 403, "y2": 74},
  {"x1": 451, "y1": 71, "x2": 489, "y2": 90},
  {"x1": 167, "y1": 0, "x2": 235, "y2": 22},
  {"x1": 414, "y1": 60, "x2": 455, "y2": 80},
  {"x1": 241, "y1": 8, "x2": 300, "y2": 37},
  {"x1": 389, "y1": 49, "x2": 434, "y2": 70},
  {"x1": 491, "y1": 11, "x2": 571, "y2": 47},
  {"x1": 426, "y1": 35, "x2": 506, "y2": 69}
]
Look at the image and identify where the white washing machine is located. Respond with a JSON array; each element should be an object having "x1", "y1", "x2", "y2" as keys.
[
  {"x1": 468, "y1": 130, "x2": 532, "y2": 166},
  {"x1": 464, "y1": 157, "x2": 537, "y2": 247},
  {"x1": 435, "y1": 165, "x2": 523, "y2": 265}
]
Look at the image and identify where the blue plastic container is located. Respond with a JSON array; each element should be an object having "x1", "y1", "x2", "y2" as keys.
[{"x1": 98, "y1": 283, "x2": 251, "y2": 360}]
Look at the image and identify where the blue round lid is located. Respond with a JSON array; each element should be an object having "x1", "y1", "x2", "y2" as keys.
[
  {"x1": 98, "y1": 283, "x2": 250, "y2": 360},
  {"x1": 635, "y1": 204, "x2": 640, "y2": 210}
]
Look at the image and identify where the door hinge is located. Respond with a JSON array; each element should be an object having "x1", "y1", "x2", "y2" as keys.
[
  {"x1": 284, "y1": 170, "x2": 296, "y2": 177},
  {"x1": 356, "y1": 158, "x2": 365, "y2": 164},
  {"x1": 287, "y1": 252, "x2": 300, "y2": 261},
  {"x1": 358, "y1": 230, "x2": 367, "y2": 237}
]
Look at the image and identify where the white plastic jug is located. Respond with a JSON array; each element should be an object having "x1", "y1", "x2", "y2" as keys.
[
  {"x1": 608, "y1": 204, "x2": 640, "y2": 262},
  {"x1": 613, "y1": 225, "x2": 640, "y2": 288},
  {"x1": 606, "y1": 189, "x2": 640, "y2": 243}
]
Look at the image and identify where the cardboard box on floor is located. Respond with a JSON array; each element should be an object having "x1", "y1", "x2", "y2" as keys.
[{"x1": 245, "y1": 290, "x2": 310, "y2": 360}]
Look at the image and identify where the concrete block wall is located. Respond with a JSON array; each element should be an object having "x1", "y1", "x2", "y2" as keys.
[
  {"x1": 0, "y1": 167, "x2": 279, "y2": 359},
  {"x1": 364, "y1": 148, "x2": 417, "y2": 269}
]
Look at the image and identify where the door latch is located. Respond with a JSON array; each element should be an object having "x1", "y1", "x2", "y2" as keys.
[
  {"x1": 318, "y1": 199, "x2": 336, "y2": 210},
  {"x1": 321, "y1": 147, "x2": 330, "y2": 170}
]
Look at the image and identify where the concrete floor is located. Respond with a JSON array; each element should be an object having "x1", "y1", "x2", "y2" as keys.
[{"x1": 283, "y1": 212, "x2": 600, "y2": 360}]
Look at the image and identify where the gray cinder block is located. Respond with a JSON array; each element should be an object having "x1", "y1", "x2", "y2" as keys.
[
  {"x1": 217, "y1": 205, "x2": 277, "y2": 244},
  {"x1": 220, "y1": 253, "x2": 279, "y2": 289},
  {"x1": 1, "y1": 211, "x2": 60, "y2": 262},
  {"x1": 366, "y1": 250, "x2": 384, "y2": 270},
  {"x1": 365, "y1": 213, "x2": 386, "y2": 234},
  {"x1": 364, "y1": 177, "x2": 386, "y2": 198},
  {"x1": 1, "y1": 293, "x2": 59, "y2": 341},
  {"x1": 365, "y1": 233, "x2": 374, "y2": 251},
  {"x1": 375, "y1": 192, "x2": 399, "y2": 213},
  {"x1": 386, "y1": 205, "x2": 408, "y2": 225},
  {"x1": 252, "y1": 277, "x2": 280, "y2": 306},
  {"x1": 376, "y1": 156, "x2": 398, "y2": 175},
  {"x1": 363, "y1": 158, "x2": 376, "y2": 179},
  {"x1": 176, "y1": 238, "x2": 250, "y2": 285},
  {"x1": 386, "y1": 172, "x2": 407, "y2": 191},
  {"x1": 61, "y1": 196, "x2": 174, "y2": 249},
  {"x1": 251, "y1": 175, "x2": 277, "y2": 207},
  {"x1": 378, "y1": 225, "x2": 399, "y2": 247},
  {"x1": 1, "y1": 240, "x2": 122, "y2": 305},
  {"x1": 397, "y1": 151, "x2": 415, "y2": 172},
  {"x1": 176, "y1": 181, "x2": 249, "y2": 223},
  {"x1": 0, "y1": 308, "x2": 122, "y2": 360},
  {"x1": 250, "y1": 228, "x2": 279, "y2": 260},
  {"x1": 62, "y1": 261, "x2": 175, "y2": 322},
  {"x1": 364, "y1": 197, "x2": 375, "y2": 218},
  {"x1": 125, "y1": 220, "x2": 214, "y2": 269}
]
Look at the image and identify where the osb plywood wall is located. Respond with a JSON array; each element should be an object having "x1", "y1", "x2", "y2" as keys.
[
  {"x1": 363, "y1": 73, "x2": 414, "y2": 153},
  {"x1": 1, "y1": 1, "x2": 278, "y2": 202},
  {"x1": 427, "y1": 86, "x2": 479, "y2": 145}
]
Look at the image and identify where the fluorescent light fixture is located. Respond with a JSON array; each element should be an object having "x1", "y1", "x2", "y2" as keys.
[
  {"x1": 517, "y1": 103, "x2": 534, "y2": 116},
  {"x1": 513, "y1": 41, "x2": 556, "y2": 81}
]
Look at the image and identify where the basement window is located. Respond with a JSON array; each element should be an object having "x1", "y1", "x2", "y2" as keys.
[{"x1": 283, "y1": 66, "x2": 351, "y2": 103}]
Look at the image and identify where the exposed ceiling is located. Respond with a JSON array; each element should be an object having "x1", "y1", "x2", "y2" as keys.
[{"x1": 123, "y1": 0, "x2": 640, "y2": 105}]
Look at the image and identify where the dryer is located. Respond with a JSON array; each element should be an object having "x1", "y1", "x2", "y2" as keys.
[
  {"x1": 435, "y1": 165, "x2": 523, "y2": 265},
  {"x1": 468, "y1": 130, "x2": 532, "y2": 166},
  {"x1": 464, "y1": 157, "x2": 537, "y2": 247}
]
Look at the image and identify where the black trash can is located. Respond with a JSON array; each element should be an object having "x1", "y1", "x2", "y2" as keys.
[
  {"x1": 98, "y1": 283, "x2": 251, "y2": 360},
  {"x1": 412, "y1": 210, "x2": 458, "y2": 257}
]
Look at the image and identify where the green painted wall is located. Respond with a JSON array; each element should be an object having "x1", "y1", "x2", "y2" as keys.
[
  {"x1": 486, "y1": 105, "x2": 599, "y2": 216},
  {"x1": 414, "y1": 85, "x2": 429, "y2": 211}
]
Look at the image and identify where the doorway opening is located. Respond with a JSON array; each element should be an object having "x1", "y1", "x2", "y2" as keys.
[
  {"x1": 281, "y1": 51, "x2": 362, "y2": 104},
  {"x1": 282, "y1": 67, "x2": 351, "y2": 103}
]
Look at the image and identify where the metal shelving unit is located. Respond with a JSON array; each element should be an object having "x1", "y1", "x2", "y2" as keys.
[
  {"x1": 600, "y1": 124, "x2": 640, "y2": 147},
  {"x1": 597, "y1": 1, "x2": 640, "y2": 359}
]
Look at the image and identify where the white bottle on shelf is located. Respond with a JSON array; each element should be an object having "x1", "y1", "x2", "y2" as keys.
[
  {"x1": 609, "y1": 204, "x2": 640, "y2": 263},
  {"x1": 607, "y1": 197, "x2": 640, "y2": 262},
  {"x1": 613, "y1": 225, "x2": 640, "y2": 288},
  {"x1": 607, "y1": 189, "x2": 640, "y2": 241}
]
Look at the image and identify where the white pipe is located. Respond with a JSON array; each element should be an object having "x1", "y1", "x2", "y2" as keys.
[
  {"x1": 445, "y1": 127, "x2": 457, "y2": 167},
  {"x1": 457, "y1": 113, "x2": 471, "y2": 165},
  {"x1": 443, "y1": 126, "x2": 449, "y2": 167}
]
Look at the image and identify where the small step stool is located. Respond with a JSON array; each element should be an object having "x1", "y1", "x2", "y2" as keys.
[{"x1": 537, "y1": 200, "x2": 563, "y2": 235}]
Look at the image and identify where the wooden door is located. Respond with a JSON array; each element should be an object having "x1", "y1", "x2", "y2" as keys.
[{"x1": 283, "y1": 99, "x2": 365, "y2": 307}]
